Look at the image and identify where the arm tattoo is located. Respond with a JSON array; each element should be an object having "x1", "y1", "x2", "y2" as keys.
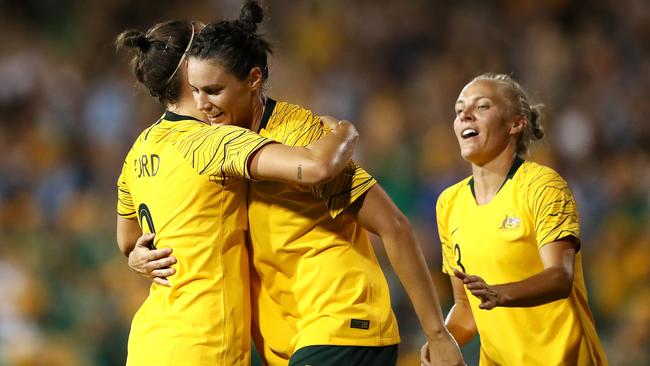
[{"x1": 297, "y1": 163, "x2": 303, "y2": 180}]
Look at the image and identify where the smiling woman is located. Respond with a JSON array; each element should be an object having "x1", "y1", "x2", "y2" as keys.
[
  {"x1": 423, "y1": 73, "x2": 608, "y2": 366},
  {"x1": 188, "y1": 58, "x2": 262, "y2": 127},
  {"x1": 186, "y1": 11, "x2": 271, "y2": 130},
  {"x1": 453, "y1": 74, "x2": 543, "y2": 175}
]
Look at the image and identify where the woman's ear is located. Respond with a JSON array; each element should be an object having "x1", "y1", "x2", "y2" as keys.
[
  {"x1": 249, "y1": 67, "x2": 264, "y2": 91},
  {"x1": 510, "y1": 115, "x2": 527, "y2": 136}
]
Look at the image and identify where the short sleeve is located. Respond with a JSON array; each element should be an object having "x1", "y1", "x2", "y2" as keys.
[
  {"x1": 528, "y1": 169, "x2": 580, "y2": 249},
  {"x1": 268, "y1": 107, "x2": 327, "y2": 147},
  {"x1": 308, "y1": 161, "x2": 377, "y2": 218},
  {"x1": 117, "y1": 156, "x2": 136, "y2": 218},
  {"x1": 173, "y1": 125, "x2": 273, "y2": 179},
  {"x1": 266, "y1": 109, "x2": 375, "y2": 218},
  {"x1": 436, "y1": 192, "x2": 456, "y2": 275}
]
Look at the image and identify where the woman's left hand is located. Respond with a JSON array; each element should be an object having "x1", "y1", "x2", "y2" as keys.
[{"x1": 453, "y1": 269, "x2": 501, "y2": 310}]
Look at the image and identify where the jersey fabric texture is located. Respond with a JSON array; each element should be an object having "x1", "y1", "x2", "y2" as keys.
[
  {"x1": 117, "y1": 111, "x2": 272, "y2": 366},
  {"x1": 437, "y1": 158, "x2": 607, "y2": 366},
  {"x1": 248, "y1": 99, "x2": 400, "y2": 365}
]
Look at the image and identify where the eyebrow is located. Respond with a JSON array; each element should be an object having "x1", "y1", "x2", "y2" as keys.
[
  {"x1": 456, "y1": 95, "x2": 491, "y2": 105},
  {"x1": 202, "y1": 83, "x2": 223, "y2": 89},
  {"x1": 190, "y1": 83, "x2": 221, "y2": 91}
]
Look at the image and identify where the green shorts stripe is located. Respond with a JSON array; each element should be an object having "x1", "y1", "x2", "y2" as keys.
[{"x1": 288, "y1": 344, "x2": 398, "y2": 366}]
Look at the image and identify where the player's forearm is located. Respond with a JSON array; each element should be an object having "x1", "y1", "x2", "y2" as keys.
[
  {"x1": 303, "y1": 120, "x2": 358, "y2": 182},
  {"x1": 445, "y1": 303, "x2": 477, "y2": 346},
  {"x1": 353, "y1": 185, "x2": 447, "y2": 338},
  {"x1": 494, "y1": 266, "x2": 573, "y2": 307},
  {"x1": 249, "y1": 121, "x2": 357, "y2": 185},
  {"x1": 382, "y1": 223, "x2": 448, "y2": 339}
]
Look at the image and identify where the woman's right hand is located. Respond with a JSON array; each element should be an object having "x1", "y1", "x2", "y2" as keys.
[
  {"x1": 420, "y1": 331, "x2": 466, "y2": 366},
  {"x1": 127, "y1": 233, "x2": 177, "y2": 286}
]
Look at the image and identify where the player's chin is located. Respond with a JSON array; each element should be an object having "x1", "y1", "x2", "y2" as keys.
[
  {"x1": 460, "y1": 149, "x2": 488, "y2": 166},
  {"x1": 459, "y1": 147, "x2": 476, "y2": 162}
]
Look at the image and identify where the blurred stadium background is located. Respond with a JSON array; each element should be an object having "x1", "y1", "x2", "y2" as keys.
[{"x1": 0, "y1": 0, "x2": 648, "y2": 365}]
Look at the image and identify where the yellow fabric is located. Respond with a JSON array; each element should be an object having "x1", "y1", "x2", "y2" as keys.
[
  {"x1": 117, "y1": 113, "x2": 272, "y2": 366},
  {"x1": 248, "y1": 101, "x2": 399, "y2": 365},
  {"x1": 437, "y1": 160, "x2": 607, "y2": 366}
]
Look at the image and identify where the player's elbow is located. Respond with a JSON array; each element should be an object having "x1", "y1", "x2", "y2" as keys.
[
  {"x1": 116, "y1": 236, "x2": 132, "y2": 257},
  {"x1": 388, "y1": 210, "x2": 413, "y2": 236},
  {"x1": 116, "y1": 228, "x2": 135, "y2": 257},
  {"x1": 301, "y1": 159, "x2": 337, "y2": 185},
  {"x1": 550, "y1": 267, "x2": 574, "y2": 299},
  {"x1": 557, "y1": 279, "x2": 573, "y2": 300},
  {"x1": 116, "y1": 216, "x2": 141, "y2": 257},
  {"x1": 378, "y1": 209, "x2": 413, "y2": 242}
]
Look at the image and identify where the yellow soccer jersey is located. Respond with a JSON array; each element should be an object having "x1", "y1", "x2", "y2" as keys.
[
  {"x1": 248, "y1": 99, "x2": 400, "y2": 364},
  {"x1": 116, "y1": 111, "x2": 272, "y2": 366},
  {"x1": 437, "y1": 158, "x2": 607, "y2": 366}
]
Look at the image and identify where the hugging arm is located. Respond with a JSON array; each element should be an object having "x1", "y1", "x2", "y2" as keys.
[
  {"x1": 116, "y1": 216, "x2": 177, "y2": 286},
  {"x1": 122, "y1": 117, "x2": 357, "y2": 285},
  {"x1": 248, "y1": 117, "x2": 357, "y2": 185}
]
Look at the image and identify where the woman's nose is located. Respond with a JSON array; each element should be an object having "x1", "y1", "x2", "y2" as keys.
[
  {"x1": 196, "y1": 92, "x2": 208, "y2": 111},
  {"x1": 459, "y1": 109, "x2": 473, "y2": 122}
]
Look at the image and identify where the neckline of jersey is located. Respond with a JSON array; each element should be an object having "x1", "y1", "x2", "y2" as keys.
[
  {"x1": 257, "y1": 97, "x2": 277, "y2": 132},
  {"x1": 163, "y1": 110, "x2": 203, "y2": 123},
  {"x1": 468, "y1": 156, "x2": 524, "y2": 206}
]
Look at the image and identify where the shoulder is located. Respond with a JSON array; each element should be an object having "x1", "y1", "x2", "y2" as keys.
[
  {"x1": 267, "y1": 100, "x2": 319, "y2": 129},
  {"x1": 132, "y1": 119, "x2": 205, "y2": 144},
  {"x1": 169, "y1": 121, "x2": 254, "y2": 143},
  {"x1": 133, "y1": 120, "x2": 260, "y2": 152},
  {"x1": 437, "y1": 176, "x2": 472, "y2": 210},
  {"x1": 517, "y1": 160, "x2": 569, "y2": 191},
  {"x1": 273, "y1": 100, "x2": 315, "y2": 118}
]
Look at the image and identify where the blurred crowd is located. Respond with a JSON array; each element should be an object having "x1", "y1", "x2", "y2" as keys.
[{"x1": 0, "y1": 0, "x2": 648, "y2": 365}]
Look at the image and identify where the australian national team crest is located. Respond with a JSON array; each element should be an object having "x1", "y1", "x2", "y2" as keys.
[{"x1": 499, "y1": 212, "x2": 521, "y2": 230}]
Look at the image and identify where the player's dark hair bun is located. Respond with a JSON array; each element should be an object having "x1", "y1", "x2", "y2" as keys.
[
  {"x1": 116, "y1": 30, "x2": 151, "y2": 52},
  {"x1": 239, "y1": 0, "x2": 265, "y2": 32}
]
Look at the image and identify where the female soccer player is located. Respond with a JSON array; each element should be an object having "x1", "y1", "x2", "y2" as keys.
[
  {"x1": 130, "y1": 2, "x2": 464, "y2": 366},
  {"x1": 115, "y1": 19, "x2": 359, "y2": 366},
  {"x1": 421, "y1": 73, "x2": 607, "y2": 365}
]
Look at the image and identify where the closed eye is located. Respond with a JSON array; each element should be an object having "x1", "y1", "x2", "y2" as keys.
[{"x1": 205, "y1": 87, "x2": 222, "y2": 95}]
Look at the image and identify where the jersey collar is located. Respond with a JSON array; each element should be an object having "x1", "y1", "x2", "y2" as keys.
[
  {"x1": 468, "y1": 156, "x2": 524, "y2": 199},
  {"x1": 257, "y1": 98, "x2": 277, "y2": 132},
  {"x1": 163, "y1": 110, "x2": 203, "y2": 123}
]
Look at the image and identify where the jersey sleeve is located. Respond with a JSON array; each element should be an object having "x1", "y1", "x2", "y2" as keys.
[
  {"x1": 270, "y1": 110, "x2": 376, "y2": 217},
  {"x1": 528, "y1": 169, "x2": 580, "y2": 249},
  {"x1": 173, "y1": 124, "x2": 273, "y2": 179},
  {"x1": 116, "y1": 153, "x2": 136, "y2": 219},
  {"x1": 436, "y1": 191, "x2": 456, "y2": 275},
  {"x1": 308, "y1": 161, "x2": 377, "y2": 218},
  {"x1": 274, "y1": 108, "x2": 327, "y2": 146}
]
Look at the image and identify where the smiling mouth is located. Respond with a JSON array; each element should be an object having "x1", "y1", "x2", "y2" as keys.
[{"x1": 461, "y1": 129, "x2": 479, "y2": 139}]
